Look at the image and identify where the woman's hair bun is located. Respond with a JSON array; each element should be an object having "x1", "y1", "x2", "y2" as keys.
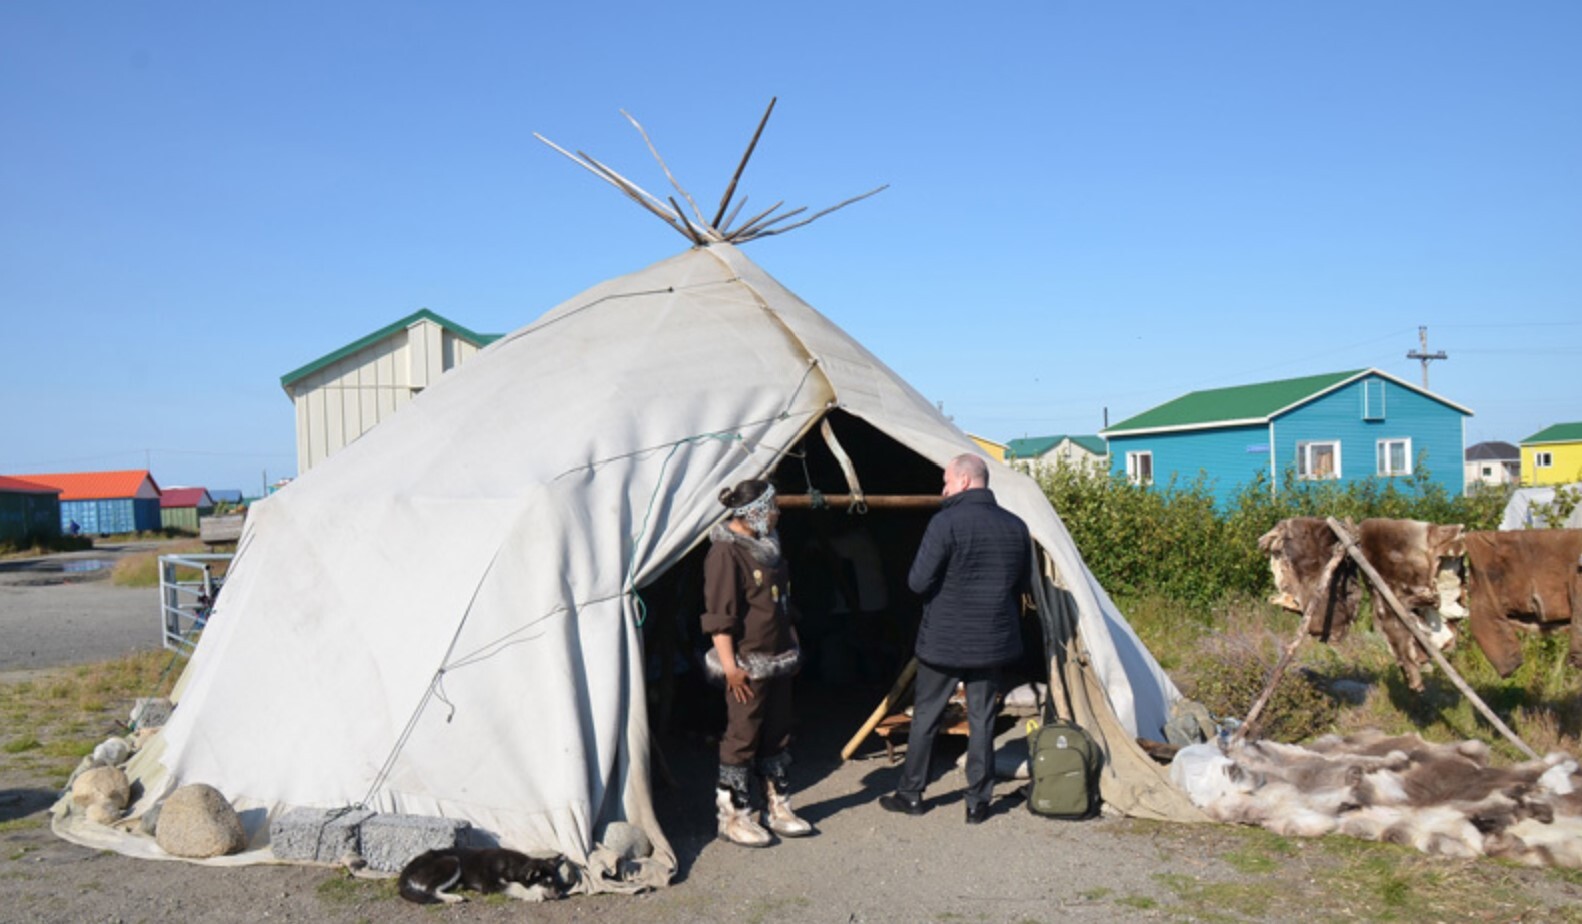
[{"x1": 718, "y1": 479, "x2": 770, "y2": 510}]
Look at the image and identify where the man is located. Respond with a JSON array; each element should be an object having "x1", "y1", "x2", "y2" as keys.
[{"x1": 879, "y1": 453, "x2": 1030, "y2": 824}]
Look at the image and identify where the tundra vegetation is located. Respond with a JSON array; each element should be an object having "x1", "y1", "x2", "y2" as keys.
[{"x1": 1033, "y1": 462, "x2": 1578, "y2": 758}]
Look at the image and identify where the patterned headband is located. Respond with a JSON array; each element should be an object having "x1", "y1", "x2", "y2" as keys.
[{"x1": 731, "y1": 484, "x2": 776, "y2": 519}]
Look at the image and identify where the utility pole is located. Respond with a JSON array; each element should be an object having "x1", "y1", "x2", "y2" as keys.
[{"x1": 1406, "y1": 325, "x2": 1447, "y2": 389}]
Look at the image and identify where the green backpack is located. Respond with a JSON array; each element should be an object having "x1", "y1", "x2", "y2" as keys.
[{"x1": 1025, "y1": 715, "x2": 1103, "y2": 820}]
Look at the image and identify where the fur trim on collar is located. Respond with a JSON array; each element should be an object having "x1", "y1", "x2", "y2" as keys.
[{"x1": 709, "y1": 522, "x2": 782, "y2": 565}]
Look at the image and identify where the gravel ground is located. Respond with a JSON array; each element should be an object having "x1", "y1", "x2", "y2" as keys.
[
  {"x1": 3, "y1": 545, "x2": 1580, "y2": 923},
  {"x1": 0, "y1": 544, "x2": 164, "y2": 674}
]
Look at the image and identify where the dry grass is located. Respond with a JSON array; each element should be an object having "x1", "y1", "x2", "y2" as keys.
[
  {"x1": 0, "y1": 650, "x2": 181, "y2": 786},
  {"x1": 110, "y1": 540, "x2": 228, "y2": 588},
  {"x1": 1123, "y1": 593, "x2": 1582, "y2": 763}
]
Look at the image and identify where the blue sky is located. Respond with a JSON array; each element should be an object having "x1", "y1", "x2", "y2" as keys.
[{"x1": 3, "y1": 2, "x2": 1578, "y2": 495}]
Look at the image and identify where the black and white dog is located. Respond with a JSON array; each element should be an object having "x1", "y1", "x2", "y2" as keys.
[{"x1": 397, "y1": 847, "x2": 576, "y2": 905}]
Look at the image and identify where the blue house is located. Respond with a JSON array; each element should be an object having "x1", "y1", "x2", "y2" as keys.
[{"x1": 1100, "y1": 369, "x2": 1472, "y2": 505}]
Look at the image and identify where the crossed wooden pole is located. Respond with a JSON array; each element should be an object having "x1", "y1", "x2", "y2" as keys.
[{"x1": 1235, "y1": 517, "x2": 1537, "y2": 760}]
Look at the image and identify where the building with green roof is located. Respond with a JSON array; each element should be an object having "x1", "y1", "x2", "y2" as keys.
[
  {"x1": 1005, "y1": 434, "x2": 1108, "y2": 470},
  {"x1": 281, "y1": 309, "x2": 501, "y2": 474},
  {"x1": 1100, "y1": 369, "x2": 1472, "y2": 504},
  {"x1": 1519, "y1": 421, "x2": 1582, "y2": 486}
]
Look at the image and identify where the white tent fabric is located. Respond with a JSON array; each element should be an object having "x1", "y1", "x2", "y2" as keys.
[
  {"x1": 57, "y1": 243, "x2": 1184, "y2": 885},
  {"x1": 1500, "y1": 484, "x2": 1582, "y2": 530}
]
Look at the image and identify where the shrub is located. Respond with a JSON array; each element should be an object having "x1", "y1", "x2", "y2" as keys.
[
  {"x1": 1037, "y1": 461, "x2": 1513, "y2": 608},
  {"x1": 1173, "y1": 602, "x2": 1340, "y2": 742}
]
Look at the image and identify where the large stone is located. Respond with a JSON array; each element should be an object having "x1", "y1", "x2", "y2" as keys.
[
  {"x1": 155, "y1": 783, "x2": 247, "y2": 858},
  {"x1": 130, "y1": 697, "x2": 174, "y2": 730},
  {"x1": 358, "y1": 814, "x2": 470, "y2": 872},
  {"x1": 92, "y1": 737, "x2": 132, "y2": 766},
  {"x1": 71, "y1": 766, "x2": 130, "y2": 809},
  {"x1": 269, "y1": 807, "x2": 375, "y2": 863},
  {"x1": 86, "y1": 800, "x2": 123, "y2": 826}
]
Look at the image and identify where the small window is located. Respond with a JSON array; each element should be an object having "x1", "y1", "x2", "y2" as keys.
[
  {"x1": 1362, "y1": 380, "x2": 1386, "y2": 420},
  {"x1": 1377, "y1": 438, "x2": 1412, "y2": 476},
  {"x1": 1481, "y1": 465, "x2": 1493, "y2": 477},
  {"x1": 1296, "y1": 440, "x2": 1341, "y2": 480},
  {"x1": 1535, "y1": 451, "x2": 1554, "y2": 469},
  {"x1": 1125, "y1": 450, "x2": 1153, "y2": 486}
]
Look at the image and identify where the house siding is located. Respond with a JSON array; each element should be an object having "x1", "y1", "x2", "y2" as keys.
[
  {"x1": 1107, "y1": 423, "x2": 1268, "y2": 506},
  {"x1": 287, "y1": 318, "x2": 487, "y2": 474},
  {"x1": 61, "y1": 498, "x2": 162, "y2": 534},
  {"x1": 1273, "y1": 375, "x2": 1464, "y2": 496},
  {"x1": 1523, "y1": 442, "x2": 1582, "y2": 486},
  {"x1": 0, "y1": 491, "x2": 61, "y2": 544}
]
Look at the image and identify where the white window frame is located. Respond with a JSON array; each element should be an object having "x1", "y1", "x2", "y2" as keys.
[
  {"x1": 1377, "y1": 438, "x2": 1412, "y2": 477},
  {"x1": 1125, "y1": 450, "x2": 1153, "y2": 486},
  {"x1": 1296, "y1": 440, "x2": 1342, "y2": 480},
  {"x1": 1535, "y1": 451, "x2": 1553, "y2": 469}
]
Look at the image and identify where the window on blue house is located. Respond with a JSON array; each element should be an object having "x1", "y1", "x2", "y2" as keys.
[
  {"x1": 1296, "y1": 440, "x2": 1340, "y2": 479},
  {"x1": 1125, "y1": 451, "x2": 1153, "y2": 486},
  {"x1": 1377, "y1": 438, "x2": 1412, "y2": 476}
]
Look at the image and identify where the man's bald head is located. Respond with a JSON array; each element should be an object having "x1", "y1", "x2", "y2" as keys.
[{"x1": 942, "y1": 453, "x2": 989, "y2": 497}]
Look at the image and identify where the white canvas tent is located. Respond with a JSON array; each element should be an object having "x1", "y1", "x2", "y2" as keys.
[
  {"x1": 1500, "y1": 483, "x2": 1582, "y2": 530},
  {"x1": 56, "y1": 240, "x2": 1201, "y2": 888}
]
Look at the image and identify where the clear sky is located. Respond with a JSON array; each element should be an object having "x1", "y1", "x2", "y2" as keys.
[{"x1": 3, "y1": 2, "x2": 1578, "y2": 496}]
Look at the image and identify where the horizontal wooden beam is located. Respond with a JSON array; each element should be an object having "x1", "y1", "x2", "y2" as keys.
[{"x1": 776, "y1": 494, "x2": 941, "y2": 510}]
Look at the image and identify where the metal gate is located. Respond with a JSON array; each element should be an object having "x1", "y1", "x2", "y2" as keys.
[{"x1": 159, "y1": 553, "x2": 232, "y2": 653}]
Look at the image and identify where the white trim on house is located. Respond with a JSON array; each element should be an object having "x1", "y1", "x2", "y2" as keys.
[
  {"x1": 1125, "y1": 450, "x2": 1154, "y2": 486},
  {"x1": 1102, "y1": 416, "x2": 1269, "y2": 438}
]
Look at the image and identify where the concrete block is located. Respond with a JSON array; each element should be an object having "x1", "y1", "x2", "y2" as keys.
[
  {"x1": 268, "y1": 807, "x2": 375, "y2": 863},
  {"x1": 358, "y1": 813, "x2": 471, "y2": 872}
]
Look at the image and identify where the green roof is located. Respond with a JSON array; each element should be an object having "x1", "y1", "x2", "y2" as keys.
[
  {"x1": 1006, "y1": 436, "x2": 1062, "y2": 459},
  {"x1": 280, "y1": 309, "x2": 501, "y2": 389},
  {"x1": 1522, "y1": 422, "x2": 1582, "y2": 445},
  {"x1": 1068, "y1": 435, "x2": 1108, "y2": 456},
  {"x1": 1104, "y1": 370, "x2": 1367, "y2": 435},
  {"x1": 1005, "y1": 434, "x2": 1107, "y2": 460}
]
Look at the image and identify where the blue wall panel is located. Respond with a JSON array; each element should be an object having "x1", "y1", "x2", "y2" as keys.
[
  {"x1": 1107, "y1": 423, "x2": 1270, "y2": 506},
  {"x1": 60, "y1": 498, "x2": 163, "y2": 534},
  {"x1": 1273, "y1": 375, "x2": 1465, "y2": 497}
]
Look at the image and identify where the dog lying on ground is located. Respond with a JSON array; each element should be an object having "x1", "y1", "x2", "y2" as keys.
[{"x1": 397, "y1": 847, "x2": 576, "y2": 904}]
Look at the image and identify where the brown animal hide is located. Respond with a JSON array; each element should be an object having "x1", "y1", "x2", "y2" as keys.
[
  {"x1": 1258, "y1": 517, "x2": 1361, "y2": 641},
  {"x1": 1176, "y1": 732, "x2": 1582, "y2": 866},
  {"x1": 1463, "y1": 530, "x2": 1582, "y2": 678},
  {"x1": 1358, "y1": 519, "x2": 1466, "y2": 691}
]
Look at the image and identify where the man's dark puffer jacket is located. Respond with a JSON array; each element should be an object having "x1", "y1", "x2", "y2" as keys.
[{"x1": 907, "y1": 487, "x2": 1030, "y2": 669}]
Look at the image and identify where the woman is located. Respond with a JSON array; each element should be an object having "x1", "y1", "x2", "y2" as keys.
[{"x1": 700, "y1": 479, "x2": 813, "y2": 847}]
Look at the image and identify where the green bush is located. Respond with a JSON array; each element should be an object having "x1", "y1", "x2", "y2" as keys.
[{"x1": 1035, "y1": 461, "x2": 1512, "y2": 607}]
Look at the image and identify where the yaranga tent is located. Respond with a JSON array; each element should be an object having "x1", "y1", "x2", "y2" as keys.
[{"x1": 56, "y1": 112, "x2": 1200, "y2": 889}]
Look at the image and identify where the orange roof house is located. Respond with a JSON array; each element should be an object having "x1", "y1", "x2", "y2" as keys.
[{"x1": 8, "y1": 470, "x2": 163, "y2": 534}]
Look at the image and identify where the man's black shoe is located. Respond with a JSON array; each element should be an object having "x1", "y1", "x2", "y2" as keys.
[
  {"x1": 965, "y1": 803, "x2": 988, "y2": 825},
  {"x1": 878, "y1": 793, "x2": 924, "y2": 816}
]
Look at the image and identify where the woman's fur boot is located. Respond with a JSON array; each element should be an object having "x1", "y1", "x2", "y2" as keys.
[
  {"x1": 759, "y1": 752, "x2": 814, "y2": 837},
  {"x1": 716, "y1": 764, "x2": 771, "y2": 848}
]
